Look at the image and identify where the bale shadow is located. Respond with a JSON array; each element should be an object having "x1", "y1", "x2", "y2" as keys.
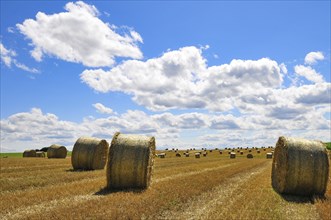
[
  {"x1": 280, "y1": 194, "x2": 326, "y2": 204},
  {"x1": 94, "y1": 187, "x2": 146, "y2": 196}
]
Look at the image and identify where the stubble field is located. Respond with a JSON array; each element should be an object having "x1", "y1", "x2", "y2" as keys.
[{"x1": 1, "y1": 148, "x2": 330, "y2": 220}]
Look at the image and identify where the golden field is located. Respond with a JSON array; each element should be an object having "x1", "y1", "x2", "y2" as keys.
[{"x1": 0, "y1": 148, "x2": 330, "y2": 220}]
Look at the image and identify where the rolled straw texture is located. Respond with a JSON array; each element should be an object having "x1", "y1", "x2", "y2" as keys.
[
  {"x1": 36, "y1": 152, "x2": 46, "y2": 158},
  {"x1": 106, "y1": 132, "x2": 155, "y2": 189},
  {"x1": 23, "y1": 150, "x2": 36, "y2": 157},
  {"x1": 247, "y1": 154, "x2": 253, "y2": 159},
  {"x1": 271, "y1": 136, "x2": 329, "y2": 196},
  {"x1": 71, "y1": 137, "x2": 109, "y2": 170},
  {"x1": 47, "y1": 145, "x2": 67, "y2": 158}
]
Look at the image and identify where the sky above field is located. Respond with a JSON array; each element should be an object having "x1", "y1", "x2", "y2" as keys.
[{"x1": 1, "y1": 1, "x2": 330, "y2": 152}]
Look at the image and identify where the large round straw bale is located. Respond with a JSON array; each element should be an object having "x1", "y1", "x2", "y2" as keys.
[
  {"x1": 23, "y1": 150, "x2": 36, "y2": 157},
  {"x1": 266, "y1": 152, "x2": 273, "y2": 159},
  {"x1": 36, "y1": 151, "x2": 45, "y2": 158},
  {"x1": 106, "y1": 132, "x2": 155, "y2": 189},
  {"x1": 195, "y1": 153, "x2": 201, "y2": 158},
  {"x1": 272, "y1": 136, "x2": 329, "y2": 196},
  {"x1": 247, "y1": 153, "x2": 253, "y2": 159},
  {"x1": 230, "y1": 152, "x2": 236, "y2": 159},
  {"x1": 47, "y1": 145, "x2": 67, "y2": 158},
  {"x1": 71, "y1": 137, "x2": 109, "y2": 170}
]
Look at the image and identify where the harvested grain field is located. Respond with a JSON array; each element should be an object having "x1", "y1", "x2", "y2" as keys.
[{"x1": 0, "y1": 149, "x2": 330, "y2": 220}]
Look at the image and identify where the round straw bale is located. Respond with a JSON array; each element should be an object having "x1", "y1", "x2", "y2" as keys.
[
  {"x1": 266, "y1": 152, "x2": 273, "y2": 159},
  {"x1": 47, "y1": 145, "x2": 67, "y2": 158},
  {"x1": 71, "y1": 137, "x2": 109, "y2": 170},
  {"x1": 106, "y1": 132, "x2": 155, "y2": 189},
  {"x1": 230, "y1": 152, "x2": 236, "y2": 159},
  {"x1": 23, "y1": 150, "x2": 36, "y2": 157},
  {"x1": 247, "y1": 153, "x2": 253, "y2": 159},
  {"x1": 195, "y1": 153, "x2": 201, "y2": 158},
  {"x1": 176, "y1": 153, "x2": 181, "y2": 157},
  {"x1": 272, "y1": 136, "x2": 329, "y2": 196},
  {"x1": 240, "y1": 151, "x2": 244, "y2": 155},
  {"x1": 36, "y1": 151, "x2": 45, "y2": 158},
  {"x1": 219, "y1": 151, "x2": 223, "y2": 154}
]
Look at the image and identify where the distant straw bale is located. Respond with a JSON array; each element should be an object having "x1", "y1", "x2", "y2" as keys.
[
  {"x1": 47, "y1": 145, "x2": 67, "y2": 159},
  {"x1": 36, "y1": 151, "x2": 45, "y2": 158},
  {"x1": 71, "y1": 137, "x2": 109, "y2": 170},
  {"x1": 23, "y1": 150, "x2": 36, "y2": 157},
  {"x1": 272, "y1": 136, "x2": 329, "y2": 196},
  {"x1": 106, "y1": 132, "x2": 155, "y2": 189},
  {"x1": 230, "y1": 152, "x2": 236, "y2": 159},
  {"x1": 266, "y1": 152, "x2": 273, "y2": 159},
  {"x1": 247, "y1": 154, "x2": 253, "y2": 159},
  {"x1": 195, "y1": 153, "x2": 201, "y2": 158}
]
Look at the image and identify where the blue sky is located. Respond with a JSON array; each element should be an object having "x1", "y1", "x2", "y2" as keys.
[{"x1": 1, "y1": 1, "x2": 330, "y2": 152}]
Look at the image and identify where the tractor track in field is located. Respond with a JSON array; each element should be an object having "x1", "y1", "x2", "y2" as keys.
[
  {"x1": 1, "y1": 195, "x2": 101, "y2": 220},
  {"x1": 157, "y1": 160, "x2": 320, "y2": 220},
  {"x1": 157, "y1": 162, "x2": 270, "y2": 219},
  {"x1": 154, "y1": 163, "x2": 234, "y2": 184},
  {"x1": 1, "y1": 161, "x2": 238, "y2": 219}
]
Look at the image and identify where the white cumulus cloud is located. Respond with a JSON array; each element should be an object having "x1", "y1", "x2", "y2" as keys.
[
  {"x1": 16, "y1": 1, "x2": 143, "y2": 67},
  {"x1": 93, "y1": 103, "x2": 115, "y2": 114},
  {"x1": 1, "y1": 42, "x2": 39, "y2": 73},
  {"x1": 81, "y1": 46, "x2": 283, "y2": 112},
  {"x1": 1, "y1": 43, "x2": 16, "y2": 67},
  {"x1": 1, "y1": 106, "x2": 330, "y2": 152},
  {"x1": 304, "y1": 51, "x2": 324, "y2": 65},
  {"x1": 294, "y1": 65, "x2": 324, "y2": 83}
]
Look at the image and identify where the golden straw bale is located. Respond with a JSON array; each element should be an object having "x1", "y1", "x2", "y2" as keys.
[
  {"x1": 36, "y1": 151, "x2": 45, "y2": 158},
  {"x1": 72, "y1": 137, "x2": 109, "y2": 170},
  {"x1": 247, "y1": 153, "x2": 253, "y2": 159},
  {"x1": 272, "y1": 136, "x2": 329, "y2": 196},
  {"x1": 23, "y1": 150, "x2": 36, "y2": 157},
  {"x1": 106, "y1": 132, "x2": 155, "y2": 189},
  {"x1": 230, "y1": 152, "x2": 236, "y2": 159},
  {"x1": 47, "y1": 145, "x2": 67, "y2": 158},
  {"x1": 266, "y1": 152, "x2": 273, "y2": 159},
  {"x1": 195, "y1": 153, "x2": 201, "y2": 158}
]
